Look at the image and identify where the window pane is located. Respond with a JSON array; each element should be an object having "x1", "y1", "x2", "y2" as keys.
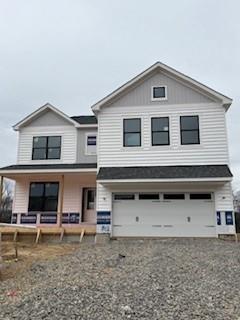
[
  {"x1": 33, "y1": 137, "x2": 47, "y2": 148},
  {"x1": 29, "y1": 197, "x2": 43, "y2": 211},
  {"x1": 87, "y1": 136, "x2": 97, "y2": 146},
  {"x1": 124, "y1": 119, "x2": 141, "y2": 133},
  {"x1": 32, "y1": 148, "x2": 46, "y2": 160},
  {"x1": 45, "y1": 183, "x2": 59, "y2": 197},
  {"x1": 164, "y1": 194, "x2": 185, "y2": 200},
  {"x1": 152, "y1": 132, "x2": 169, "y2": 145},
  {"x1": 124, "y1": 133, "x2": 140, "y2": 146},
  {"x1": 139, "y1": 193, "x2": 159, "y2": 200},
  {"x1": 87, "y1": 190, "x2": 95, "y2": 209},
  {"x1": 152, "y1": 117, "x2": 169, "y2": 132},
  {"x1": 153, "y1": 86, "x2": 166, "y2": 98},
  {"x1": 44, "y1": 198, "x2": 58, "y2": 211},
  {"x1": 30, "y1": 183, "x2": 44, "y2": 196},
  {"x1": 48, "y1": 148, "x2": 61, "y2": 159},
  {"x1": 114, "y1": 194, "x2": 135, "y2": 200},
  {"x1": 181, "y1": 116, "x2": 199, "y2": 130},
  {"x1": 181, "y1": 130, "x2": 199, "y2": 144},
  {"x1": 48, "y1": 136, "x2": 61, "y2": 148},
  {"x1": 190, "y1": 193, "x2": 212, "y2": 200}
]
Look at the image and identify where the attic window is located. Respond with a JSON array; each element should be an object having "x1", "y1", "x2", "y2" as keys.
[{"x1": 152, "y1": 86, "x2": 167, "y2": 100}]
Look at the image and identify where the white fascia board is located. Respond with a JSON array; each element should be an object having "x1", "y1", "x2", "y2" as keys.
[
  {"x1": 98, "y1": 177, "x2": 232, "y2": 184},
  {"x1": 0, "y1": 168, "x2": 97, "y2": 175},
  {"x1": 91, "y1": 62, "x2": 232, "y2": 112},
  {"x1": 13, "y1": 103, "x2": 80, "y2": 131}
]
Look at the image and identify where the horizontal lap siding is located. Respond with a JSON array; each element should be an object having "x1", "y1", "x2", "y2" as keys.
[
  {"x1": 17, "y1": 126, "x2": 77, "y2": 164},
  {"x1": 215, "y1": 183, "x2": 233, "y2": 211},
  {"x1": 13, "y1": 174, "x2": 96, "y2": 214},
  {"x1": 98, "y1": 103, "x2": 229, "y2": 167}
]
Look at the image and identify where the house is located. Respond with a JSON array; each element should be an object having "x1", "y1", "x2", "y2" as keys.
[{"x1": 0, "y1": 62, "x2": 235, "y2": 238}]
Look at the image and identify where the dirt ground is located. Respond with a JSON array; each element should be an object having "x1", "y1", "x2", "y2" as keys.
[{"x1": 0, "y1": 241, "x2": 80, "y2": 281}]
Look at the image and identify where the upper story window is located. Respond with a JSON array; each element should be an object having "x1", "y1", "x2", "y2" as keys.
[
  {"x1": 28, "y1": 182, "x2": 59, "y2": 212},
  {"x1": 180, "y1": 116, "x2": 200, "y2": 145},
  {"x1": 123, "y1": 118, "x2": 141, "y2": 147},
  {"x1": 151, "y1": 86, "x2": 167, "y2": 101},
  {"x1": 151, "y1": 117, "x2": 170, "y2": 146},
  {"x1": 32, "y1": 136, "x2": 61, "y2": 160},
  {"x1": 85, "y1": 133, "x2": 97, "y2": 155}
]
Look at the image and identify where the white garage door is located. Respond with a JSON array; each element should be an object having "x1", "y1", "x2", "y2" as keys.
[{"x1": 112, "y1": 192, "x2": 216, "y2": 237}]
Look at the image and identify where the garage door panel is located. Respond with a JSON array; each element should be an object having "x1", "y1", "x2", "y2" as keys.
[{"x1": 112, "y1": 192, "x2": 216, "y2": 237}]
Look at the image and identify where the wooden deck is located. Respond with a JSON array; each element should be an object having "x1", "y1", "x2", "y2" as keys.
[{"x1": 0, "y1": 225, "x2": 96, "y2": 243}]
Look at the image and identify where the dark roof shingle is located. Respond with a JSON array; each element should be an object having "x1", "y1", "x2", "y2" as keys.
[
  {"x1": 97, "y1": 165, "x2": 232, "y2": 180},
  {"x1": 0, "y1": 163, "x2": 97, "y2": 171},
  {"x1": 71, "y1": 115, "x2": 97, "y2": 125}
]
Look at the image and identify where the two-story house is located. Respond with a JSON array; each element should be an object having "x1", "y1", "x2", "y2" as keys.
[{"x1": 0, "y1": 62, "x2": 235, "y2": 238}]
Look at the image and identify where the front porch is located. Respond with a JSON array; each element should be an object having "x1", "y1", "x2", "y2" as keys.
[{"x1": 0, "y1": 164, "x2": 97, "y2": 232}]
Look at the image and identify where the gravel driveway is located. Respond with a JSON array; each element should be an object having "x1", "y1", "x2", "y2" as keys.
[{"x1": 1, "y1": 238, "x2": 240, "y2": 320}]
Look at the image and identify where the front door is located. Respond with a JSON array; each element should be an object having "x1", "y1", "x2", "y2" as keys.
[{"x1": 82, "y1": 188, "x2": 96, "y2": 223}]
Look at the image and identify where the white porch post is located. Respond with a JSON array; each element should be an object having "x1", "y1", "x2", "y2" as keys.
[
  {"x1": 58, "y1": 175, "x2": 64, "y2": 227},
  {"x1": 0, "y1": 176, "x2": 3, "y2": 215}
]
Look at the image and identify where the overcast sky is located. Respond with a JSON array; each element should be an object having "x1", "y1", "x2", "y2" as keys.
[{"x1": 0, "y1": 0, "x2": 239, "y2": 189}]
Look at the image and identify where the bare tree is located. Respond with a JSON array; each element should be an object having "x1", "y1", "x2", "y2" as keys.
[{"x1": 0, "y1": 179, "x2": 13, "y2": 223}]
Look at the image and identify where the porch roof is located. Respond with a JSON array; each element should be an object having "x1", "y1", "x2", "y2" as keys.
[
  {"x1": 0, "y1": 163, "x2": 97, "y2": 175},
  {"x1": 97, "y1": 165, "x2": 233, "y2": 183}
]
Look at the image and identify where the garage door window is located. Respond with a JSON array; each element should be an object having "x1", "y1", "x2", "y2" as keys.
[
  {"x1": 190, "y1": 193, "x2": 212, "y2": 200},
  {"x1": 164, "y1": 194, "x2": 185, "y2": 200},
  {"x1": 114, "y1": 194, "x2": 135, "y2": 200},
  {"x1": 139, "y1": 193, "x2": 159, "y2": 200}
]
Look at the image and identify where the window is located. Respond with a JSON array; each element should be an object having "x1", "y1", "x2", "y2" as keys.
[
  {"x1": 190, "y1": 193, "x2": 212, "y2": 200},
  {"x1": 32, "y1": 136, "x2": 61, "y2": 160},
  {"x1": 180, "y1": 116, "x2": 200, "y2": 145},
  {"x1": 152, "y1": 86, "x2": 167, "y2": 100},
  {"x1": 87, "y1": 189, "x2": 95, "y2": 209},
  {"x1": 139, "y1": 193, "x2": 159, "y2": 200},
  {"x1": 151, "y1": 117, "x2": 169, "y2": 146},
  {"x1": 28, "y1": 182, "x2": 59, "y2": 212},
  {"x1": 164, "y1": 194, "x2": 185, "y2": 200},
  {"x1": 123, "y1": 119, "x2": 141, "y2": 147},
  {"x1": 86, "y1": 133, "x2": 97, "y2": 155},
  {"x1": 114, "y1": 194, "x2": 135, "y2": 200}
]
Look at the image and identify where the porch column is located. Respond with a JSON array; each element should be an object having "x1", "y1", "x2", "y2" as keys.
[
  {"x1": 58, "y1": 175, "x2": 64, "y2": 227},
  {"x1": 0, "y1": 176, "x2": 3, "y2": 215}
]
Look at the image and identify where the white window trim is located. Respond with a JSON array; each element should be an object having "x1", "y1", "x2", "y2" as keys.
[
  {"x1": 85, "y1": 132, "x2": 97, "y2": 156},
  {"x1": 151, "y1": 85, "x2": 168, "y2": 101}
]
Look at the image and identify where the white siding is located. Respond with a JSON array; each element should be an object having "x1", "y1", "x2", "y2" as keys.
[
  {"x1": 17, "y1": 126, "x2": 77, "y2": 164},
  {"x1": 13, "y1": 174, "x2": 96, "y2": 214},
  {"x1": 96, "y1": 182, "x2": 112, "y2": 211},
  {"x1": 109, "y1": 71, "x2": 214, "y2": 107},
  {"x1": 215, "y1": 182, "x2": 233, "y2": 211},
  {"x1": 98, "y1": 103, "x2": 229, "y2": 167}
]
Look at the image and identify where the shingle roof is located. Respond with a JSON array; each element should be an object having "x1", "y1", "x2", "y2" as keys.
[
  {"x1": 0, "y1": 163, "x2": 97, "y2": 171},
  {"x1": 71, "y1": 115, "x2": 97, "y2": 125},
  {"x1": 97, "y1": 165, "x2": 233, "y2": 180}
]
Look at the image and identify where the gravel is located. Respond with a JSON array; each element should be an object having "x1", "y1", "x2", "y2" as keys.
[{"x1": 1, "y1": 238, "x2": 240, "y2": 320}]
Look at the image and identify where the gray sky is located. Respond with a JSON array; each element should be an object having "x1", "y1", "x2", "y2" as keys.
[{"x1": 0, "y1": 0, "x2": 239, "y2": 189}]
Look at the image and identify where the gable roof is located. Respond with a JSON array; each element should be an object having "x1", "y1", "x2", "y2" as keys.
[
  {"x1": 91, "y1": 62, "x2": 232, "y2": 112},
  {"x1": 13, "y1": 103, "x2": 81, "y2": 131},
  {"x1": 71, "y1": 115, "x2": 97, "y2": 125}
]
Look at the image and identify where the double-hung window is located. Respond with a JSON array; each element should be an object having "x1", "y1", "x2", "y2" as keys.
[
  {"x1": 151, "y1": 117, "x2": 169, "y2": 146},
  {"x1": 123, "y1": 118, "x2": 141, "y2": 147},
  {"x1": 32, "y1": 136, "x2": 61, "y2": 160},
  {"x1": 180, "y1": 116, "x2": 200, "y2": 145},
  {"x1": 28, "y1": 182, "x2": 59, "y2": 212}
]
